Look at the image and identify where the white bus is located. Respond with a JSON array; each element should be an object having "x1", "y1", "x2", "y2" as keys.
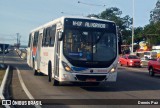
[{"x1": 27, "y1": 16, "x2": 119, "y2": 86}]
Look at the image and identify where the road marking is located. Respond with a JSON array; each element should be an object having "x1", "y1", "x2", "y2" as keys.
[
  {"x1": 0, "y1": 66, "x2": 11, "y2": 108},
  {"x1": 16, "y1": 67, "x2": 42, "y2": 108},
  {"x1": 118, "y1": 65, "x2": 148, "y2": 72},
  {"x1": 0, "y1": 66, "x2": 10, "y2": 98},
  {"x1": 126, "y1": 67, "x2": 148, "y2": 72}
]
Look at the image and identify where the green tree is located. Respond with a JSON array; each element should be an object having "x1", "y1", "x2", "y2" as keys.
[
  {"x1": 150, "y1": 0, "x2": 160, "y2": 23},
  {"x1": 140, "y1": 22, "x2": 160, "y2": 46},
  {"x1": 88, "y1": 7, "x2": 133, "y2": 45},
  {"x1": 134, "y1": 27, "x2": 143, "y2": 44}
]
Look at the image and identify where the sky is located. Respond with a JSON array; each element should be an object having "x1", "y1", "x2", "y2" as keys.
[{"x1": 0, "y1": 0, "x2": 158, "y2": 45}]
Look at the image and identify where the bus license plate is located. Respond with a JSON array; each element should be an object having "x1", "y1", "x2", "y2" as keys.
[{"x1": 86, "y1": 78, "x2": 96, "y2": 82}]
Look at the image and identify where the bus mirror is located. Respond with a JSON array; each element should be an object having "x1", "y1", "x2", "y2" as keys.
[
  {"x1": 118, "y1": 30, "x2": 122, "y2": 54},
  {"x1": 59, "y1": 31, "x2": 64, "y2": 41}
]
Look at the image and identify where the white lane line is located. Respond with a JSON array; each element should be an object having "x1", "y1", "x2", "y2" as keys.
[
  {"x1": 0, "y1": 66, "x2": 10, "y2": 98},
  {"x1": 0, "y1": 66, "x2": 11, "y2": 108},
  {"x1": 16, "y1": 67, "x2": 42, "y2": 108}
]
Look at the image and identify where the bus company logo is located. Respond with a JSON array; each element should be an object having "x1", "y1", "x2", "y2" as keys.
[{"x1": 2, "y1": 100, "x2": 11, "y2": 105}]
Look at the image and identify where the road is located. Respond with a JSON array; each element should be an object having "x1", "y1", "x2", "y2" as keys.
[{"x1": 2, "y1": 50, "x2": 160, "y2": 108}]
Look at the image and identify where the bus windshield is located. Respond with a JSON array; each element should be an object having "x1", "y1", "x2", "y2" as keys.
[{"x1": 63, "y1": 29, "x2": 117, "y2": 64}]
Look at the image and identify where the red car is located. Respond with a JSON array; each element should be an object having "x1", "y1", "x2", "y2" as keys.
[
  {"x1": 119, "y1": 54, "x2": 142, "y2": 67},
  {"x1": 148, "y1": 58, "x2": 160, "y2": 76}
]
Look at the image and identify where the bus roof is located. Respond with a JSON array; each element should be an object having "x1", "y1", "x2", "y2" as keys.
[{"x1": 30, "y1": 16, "x2": 115, "y2": 33}]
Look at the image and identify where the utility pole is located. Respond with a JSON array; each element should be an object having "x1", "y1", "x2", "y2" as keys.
[
  {"x1": 19, "y1": 35, "x2": 21, "y2": 47},
  {"x1": 16, "y1": 33, "x2": 19, "y2": 48},
  {"x1": 131, "y1": 0, "x2": 135, "y2": 54},
  {"x1": 16, "y1": 33, "x2": 20, "y2": 48}
]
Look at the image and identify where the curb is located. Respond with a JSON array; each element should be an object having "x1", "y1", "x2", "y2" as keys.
[{"x1": 0, "y1": 65, "x2": 11, "y2": 108}]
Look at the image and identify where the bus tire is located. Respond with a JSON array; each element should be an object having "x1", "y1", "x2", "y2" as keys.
[
  {"x1": 53, "y1": 78, "x2": 59, "y2": 86},
  {"x1": 34, "y1": 69, "x2": 38, "y2": 76},
  {"x1": 48, "y1": 62, "x2": 59, "y2": 86},
  {"x1": 149, "y1": 67, "x2": 155, "y2": 76}
]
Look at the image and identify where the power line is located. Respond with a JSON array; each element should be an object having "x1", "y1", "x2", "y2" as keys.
[
  {"x1": 78, "y1": 1, "x2": 106, "y2": 7},
  {"x1": 0, "y1": 38, "x2": 16, "y2": 40},
  {"x1": 0, "y1": 33, "x2": 16, "y2": 37}
]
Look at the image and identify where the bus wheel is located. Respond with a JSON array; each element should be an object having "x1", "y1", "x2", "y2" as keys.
[
  {"x1": 149, "y1": 67, "x2": 155, "y2": 76},
  {"x1": 34, "y1": 69, "x2": 38, "y2": 76},
  {"x1": 53, "y1": 78, "x2": 59, "y2": 86}
]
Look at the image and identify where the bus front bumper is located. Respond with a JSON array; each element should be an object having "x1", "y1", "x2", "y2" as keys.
[{"x1": 59, "y1": 72, "x2": 117, "y2": 82}]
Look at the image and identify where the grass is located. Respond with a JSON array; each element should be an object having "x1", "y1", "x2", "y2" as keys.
[
  {"x1": 0, "y1": 70, "x2": 5, "y2": 85},
  {"x1": 0, "y1": 66, "x2": 6, "y2": 100}
]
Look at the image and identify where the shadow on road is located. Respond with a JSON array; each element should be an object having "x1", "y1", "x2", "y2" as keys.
[{"x1": 80, "y1": 70, "x2": 160, "y2": 92}]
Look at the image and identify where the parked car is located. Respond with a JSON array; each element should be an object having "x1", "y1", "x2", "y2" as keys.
[
  {"x1": 119, "y1": 54, "x2": 142, "y2": 67},
  {"x1": 140, "y1": 57, "x2": 149, "y2": 67},
  {"x1": 148, "y1": 58, "x2": 160, "y2": 76},
  {"x1": 144, "y1": 51, "x2": 157, "y2": 60}
]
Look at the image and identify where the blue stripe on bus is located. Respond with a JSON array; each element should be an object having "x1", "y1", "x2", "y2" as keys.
[{"x1": 71, "y1": 67, "x2": 88, "y2": 71}]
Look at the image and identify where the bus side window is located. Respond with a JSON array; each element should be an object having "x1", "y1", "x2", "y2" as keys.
[
  {"x1": 33, "y1": 31, "x2": 39, "y2": 47},
  {"x1": 42, "y1": 28, "x2": 51, "y2": 47},
  {"x1": 42, "y1": 29, "x2": 46, "y2": 47},
  {"x1": 49, "y1": 25, "x2": 56, "y2": 47},
  {"x1": 45, "y1": 27, "x2": 51, "y2": 46}
]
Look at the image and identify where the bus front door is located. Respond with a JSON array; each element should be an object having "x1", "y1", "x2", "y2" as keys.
[
  {"x1": 53, "y1": 31, "x2": 61, "y2": 80},
  {"x1": 37, "y1": 33, "x2": 42, "y2": 71}
]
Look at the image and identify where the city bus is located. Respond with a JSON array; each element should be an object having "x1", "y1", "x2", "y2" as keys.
[{"x1": 27, "y1": 16, "x2": 119, "y2": 86}]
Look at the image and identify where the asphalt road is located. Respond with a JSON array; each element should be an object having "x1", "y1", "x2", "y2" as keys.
[{"x1": 2, "y1": 50, "x2": 160, "y2": 108}]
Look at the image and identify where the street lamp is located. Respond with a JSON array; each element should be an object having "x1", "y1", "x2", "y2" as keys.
[{"x1": 131, "y1": 0, "x2": 135, "y2": 53}]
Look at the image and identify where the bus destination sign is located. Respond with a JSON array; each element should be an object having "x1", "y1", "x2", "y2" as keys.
[
  {"x1": 72, "y1": 21, "x2": 108, "y2": 29},
  {"x1": 64, "y1": 18, "x2": 115, "y2": 29}
]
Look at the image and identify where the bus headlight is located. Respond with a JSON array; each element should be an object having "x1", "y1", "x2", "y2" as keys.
[
  {"x1": 110, "y1": 68, "x2": 115, "y2": 72},
  {"x1": 109, "y1": 66, "x2": 117, "y2": 73},
  {"x1": 62, "y1": 61, "x2": 72, "y2": 72}
]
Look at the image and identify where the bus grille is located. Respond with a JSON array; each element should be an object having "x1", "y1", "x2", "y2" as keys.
[{"x1": 76, "y1": 75, "x2": 106, "y2": 81}]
